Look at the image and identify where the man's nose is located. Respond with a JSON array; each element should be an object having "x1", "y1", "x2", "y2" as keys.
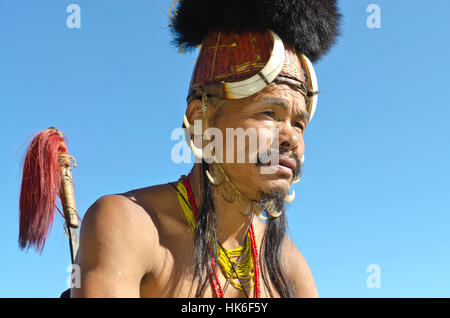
[{"x1": 279, "y1": 124, "x2": 300, "y2": 153}]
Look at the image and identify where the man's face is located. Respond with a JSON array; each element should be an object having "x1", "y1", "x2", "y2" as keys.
[{"x1": 210, "y1": 83, "x2": 309, "y2": 201}]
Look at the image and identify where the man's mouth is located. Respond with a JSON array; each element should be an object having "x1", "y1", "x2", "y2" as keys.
[
  {"x1": 259, "y1": 156, "x2": 297, "y2": 176},
  {"x1": 278, "y1": 156, "x2": 297, "y2": 175}
]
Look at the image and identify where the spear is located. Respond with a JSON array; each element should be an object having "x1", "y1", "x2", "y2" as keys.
[{"x1": 19, "y1": 127, "x2": 80, "y2": 264}]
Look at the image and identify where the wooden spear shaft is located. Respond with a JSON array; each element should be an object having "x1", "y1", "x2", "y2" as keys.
[{"x1": 58, "y1": 153, "x2": 80, "y2": 264}]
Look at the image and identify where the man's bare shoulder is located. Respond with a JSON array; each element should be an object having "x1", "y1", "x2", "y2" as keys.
[
  {"x1": 81, "y1": 181, "x2": 182, "y2": 245},
  {"x1": 73, "y1": 183, "x2": 181, "y2": 297},
  {"x1": 283, "y1": 236, "x2": 319, "y2": 298},
  {"x1": 84, "y1": 193, "x2": 151, "y2": 222},
  {"x1": 82, "y1": 193, "x2": 155, "y2": 236},
  {"x1": 82, "y1": 181, "x2": 186, "y2": 245},
  {"x1": 79, "y1": 193, "x2": 159, "y2": 267},
  {"x1": 123, "y1": 182, "x2": 191, "y2": 235}
]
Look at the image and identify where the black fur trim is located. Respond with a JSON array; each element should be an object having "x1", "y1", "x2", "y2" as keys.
[{"x1": 169, "y1": 0, "x2": 342, "y2": 62}]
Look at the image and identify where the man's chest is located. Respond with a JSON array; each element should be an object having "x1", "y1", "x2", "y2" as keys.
[{"x1": 139, "y1": 243, "x2": 273, "y2": 298}]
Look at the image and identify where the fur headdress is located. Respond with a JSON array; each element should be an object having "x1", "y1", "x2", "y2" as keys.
[{"x1": 170, "y1": 0, "x2": 341, "y2": 62}]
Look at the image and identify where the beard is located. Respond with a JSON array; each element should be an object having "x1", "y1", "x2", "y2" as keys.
[
  {"x1": 258, "y1": 181, "x2": 295, "y2": 297},
  {"x1": 258, "y1": 187, "x2": 287, "y2": 218}
]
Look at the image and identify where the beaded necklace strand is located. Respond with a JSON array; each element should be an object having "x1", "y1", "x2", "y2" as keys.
[
  {"x1": 175, "y1": 174, "x2": 261, "y2": 298},
  {"x1": 217, "y1": 240, "x2": 249, "y2": 297}
]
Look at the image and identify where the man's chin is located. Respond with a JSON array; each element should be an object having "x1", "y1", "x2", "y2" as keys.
[
  {"x1": 258, "y1": 185, "x2": 289, "y2": 215},
  {"x1": 257, "y1": 177, "x2": 291, "y2": 198}
]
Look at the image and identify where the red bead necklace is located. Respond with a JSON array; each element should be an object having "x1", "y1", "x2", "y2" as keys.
[{"x1": 183, "y1": 174, "x2": 261, "y2": 298}]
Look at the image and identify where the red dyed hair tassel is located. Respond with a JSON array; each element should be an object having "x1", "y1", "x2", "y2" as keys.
[{"x1": 19, "y1": 127, "x2": 78, "y2": 253}]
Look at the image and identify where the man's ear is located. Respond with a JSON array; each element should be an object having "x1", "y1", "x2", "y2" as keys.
[
  {"x1": 185, "y1": 99, "x2": 202, "y2": 125},
  {"x1": 185, "y1": 98, "x2": 219, "y2": 125}
]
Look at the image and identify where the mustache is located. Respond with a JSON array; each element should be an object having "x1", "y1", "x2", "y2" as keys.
[{"x1": 255, "y1": 148, "x2": 302, "y2": 180}]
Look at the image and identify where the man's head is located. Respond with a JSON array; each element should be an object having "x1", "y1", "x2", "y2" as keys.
[{"x1": 185, "y1": 82, "x2": 307, "y2": 201}]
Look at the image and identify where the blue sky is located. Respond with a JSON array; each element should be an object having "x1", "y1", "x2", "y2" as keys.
[{"x1": 1, "y1": 0, "x2": 449, "y2": 298}]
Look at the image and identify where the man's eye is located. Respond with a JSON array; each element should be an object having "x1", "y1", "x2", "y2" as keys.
[
  {"x1": 261, "y1": 111, "x2": 275, "y2": 117},
  {"x1": 294, "y1": 122, "x2": 305, "y2": 131}
]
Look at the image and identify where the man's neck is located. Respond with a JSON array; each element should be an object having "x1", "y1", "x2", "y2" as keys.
[{"x1": 189, "y1": 163, "x2": 254, "y2": 250}]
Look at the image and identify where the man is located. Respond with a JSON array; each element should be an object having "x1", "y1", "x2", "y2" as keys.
[
  {"x1": 72, "y1": 84, "x2": 314, "y2": 298},
  {"x1": 19, "y1": 0, "x2": 341, "y2": 298},
  {"x1": 72, "y1": 0, "x2": 340, "y2": 298}
]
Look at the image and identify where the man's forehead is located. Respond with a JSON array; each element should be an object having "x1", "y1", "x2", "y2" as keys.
[
  {"x1": 254, "y1": 84, "x2": 306, "y2": 105},
  {"x1": 257, "y1": 96, "x2": 306, "y2": 110},
  {"x1": 252, "y1": 85, "x2": 309, "y2": 117}
]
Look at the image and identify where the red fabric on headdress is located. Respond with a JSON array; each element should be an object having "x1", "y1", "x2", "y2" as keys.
[{"x1": 189, "y1": 30, "x2": 305, "y2": 95}]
